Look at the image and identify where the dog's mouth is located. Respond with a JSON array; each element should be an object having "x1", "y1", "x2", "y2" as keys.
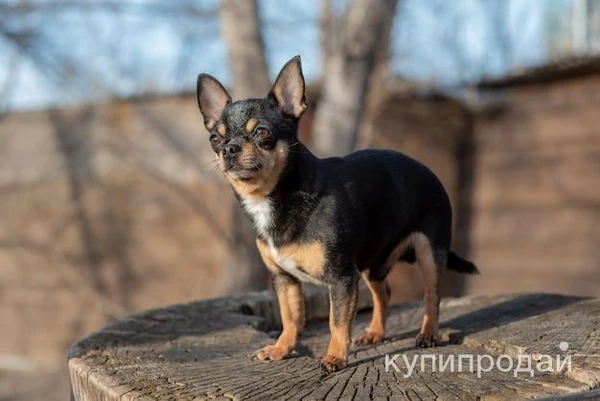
[{"x1": 225, "y1": 163, "x2": 262, "y2": 180}]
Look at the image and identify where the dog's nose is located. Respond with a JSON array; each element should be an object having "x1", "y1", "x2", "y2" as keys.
[{"x1": 222, "y1": 144, "x2": 241, "y2": 158}]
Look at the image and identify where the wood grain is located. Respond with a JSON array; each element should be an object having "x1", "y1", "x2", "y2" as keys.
[{"x1": 68, "y1": 292, "x2": 600, "y2": 400}]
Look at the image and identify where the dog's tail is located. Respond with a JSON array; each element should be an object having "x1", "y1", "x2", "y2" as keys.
[{"x1": 447, "y1": 251, "x2": 479, "y2": 274}]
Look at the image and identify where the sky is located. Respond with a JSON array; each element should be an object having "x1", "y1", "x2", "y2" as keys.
[{"x1": 0, "y1": 0, "x2": 572, "y2": 112}]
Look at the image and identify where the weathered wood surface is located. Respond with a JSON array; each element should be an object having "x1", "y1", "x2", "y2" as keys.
[{"x1": 68, "y1": 291, "x2": 600, "y2": 400}]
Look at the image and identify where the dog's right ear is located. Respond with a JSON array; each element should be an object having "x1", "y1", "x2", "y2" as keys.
[{"x1": 197, "y1": 74, "x2": 231, "y2": 130}]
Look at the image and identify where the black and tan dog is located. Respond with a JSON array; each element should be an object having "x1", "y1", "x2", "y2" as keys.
[{"x1": 196, "y1": 56, "x2": 478, "y2": 374}]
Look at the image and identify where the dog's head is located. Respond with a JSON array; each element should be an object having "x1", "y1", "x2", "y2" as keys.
[{"x1": 197, "y1": 56, "x2": 307, "y2": 198}]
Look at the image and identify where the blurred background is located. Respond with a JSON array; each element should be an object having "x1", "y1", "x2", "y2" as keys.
[{"x1": 0, "y1": 0, "x2": 599, "y2": 399}]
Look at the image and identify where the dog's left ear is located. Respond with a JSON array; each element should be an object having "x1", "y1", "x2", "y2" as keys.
[{"x1": 269, "y1": 55, "x2": 307, "y2": 118}]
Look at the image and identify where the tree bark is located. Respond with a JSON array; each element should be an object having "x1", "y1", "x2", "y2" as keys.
[
  {"x1": 220, "y1": 0, "x2": 270, "y2": 98},
  {"x1": 219, "y1": 0, "x2": 270, "y2": 294},
  {"x1": 319, "y1": 0, "x2": 334, "y2": 79},
  {"x1": 312, "y1": 0, "x2": 398, "y2": 157}
]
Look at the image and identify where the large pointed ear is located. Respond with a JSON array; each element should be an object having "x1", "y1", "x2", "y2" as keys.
[
  {"x1": 269, "y1": 55, "x2": 307, "y2": 118},
  {"x1": 197, "y1": 73, "x2": 231, "y2": 130}
]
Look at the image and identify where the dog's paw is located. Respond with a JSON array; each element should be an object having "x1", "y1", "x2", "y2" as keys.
[
  {"x1": 415, "y1": 331, "x2": 439, "y2": 348},
  {"x1": 253, "y1": 344, "x2": 290, "y2": 361},
  {"x1": 355, "y1": 331, "x2": 385, "y2": 346},
  {"x1": 319, "y1": 355, "x2": 347, "y2": 375}
]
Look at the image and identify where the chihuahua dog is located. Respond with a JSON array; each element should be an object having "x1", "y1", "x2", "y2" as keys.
[{"x1": 196, "y1": 56, "x2": 478, "y2": 374}]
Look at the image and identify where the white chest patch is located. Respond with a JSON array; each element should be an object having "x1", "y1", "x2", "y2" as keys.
[
  {"x1": 268, "y1": 240, "x2": 323, "y2": 285},
  {"x1": 241, "y1": 197, "x2": 273, "y2": 238},
  {"x1": 243, "y1": 195, "x2": 324, "y2": 285}
]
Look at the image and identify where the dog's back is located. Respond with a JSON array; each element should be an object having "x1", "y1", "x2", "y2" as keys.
[{"x1": 318, "y1": 149, "x2": 452, "y2": 274}]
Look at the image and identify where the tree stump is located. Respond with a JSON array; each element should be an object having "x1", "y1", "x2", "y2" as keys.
[{"x1": 68, "y1": 289, "x2": 600, "y2": 400}]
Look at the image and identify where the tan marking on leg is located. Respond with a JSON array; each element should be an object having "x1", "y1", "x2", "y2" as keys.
[
  {"x1": 327, "y1": 320, "x2": 350, "y2": 359},
  {"x1": 254, "y1": 242, "x2": 304, "y2": 361},
  {"x1": 321, "y1": 282, "x2": 358, "y2": 373},
  {"x1": 413, "y1": 233, "x2": 441, "y2": 347},
  {"x1": 356, "y1": 272, "x2": 389, "y2": 345},
  {"x1": 324, "y1": 303, "x2": 351, "y2": 367},
  {"x1": 384, "y1": 236, "x2": 412, "y2": 267},
  {"x1": 256, "y1": 239, "x2": 281, "y2": 275},
  {"x1": 278, "y1": 241, "x2": 326, "y2": 278},
  {"x1": 255, "y1": 278, "x2": 304, "y2": 361},
  {"x1": 275, "y1": 279, "x2": 304, "y2": 343},
  {"x1": 245, "y1": 118, "x2": 258, "y2": 133}
]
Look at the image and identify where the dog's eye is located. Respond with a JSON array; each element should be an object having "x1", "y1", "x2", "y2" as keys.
[
  {"x1": 254, "y1": 128, "x2": 271, "y2": 140},
  {"x1": 210, "y1": 135, "x2": 223, "y2": 147}
]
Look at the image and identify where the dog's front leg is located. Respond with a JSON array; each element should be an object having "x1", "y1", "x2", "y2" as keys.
[
  {"x1": 255, "y1": 273, "x2": 304, "y2": 361},
  {"x1": 320, "y1": 275, "x2": 358, "y2": 374}
]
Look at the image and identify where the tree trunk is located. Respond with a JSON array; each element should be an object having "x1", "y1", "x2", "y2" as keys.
[
  {"x1": 220, "y1": 0, "x2": 271, "y2": 98},
  {"x1": 312, "y1": 0, "x2": 398, "y2": 157},
  {"x1": 219, "y1": 0, "x2": 270, "y2": 294}
]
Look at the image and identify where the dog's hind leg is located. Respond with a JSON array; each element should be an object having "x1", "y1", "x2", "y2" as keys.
[
  {"x1": 413, "y1": 232, "x2": 446, "y2": 348},
  {"x1": 355, "y1": 272, "x2": 390, "y2": 345}
]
